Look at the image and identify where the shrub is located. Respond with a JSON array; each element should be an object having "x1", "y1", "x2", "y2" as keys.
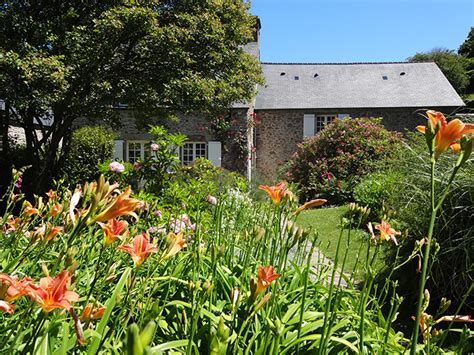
[
  {"x1": 61, "y1": 126, "x2": 116, "y2": 187},
  {"x1": 161, "y1": 158, "x2": 248, "y2": 212},
  {"x1": 286, "y1": 117, "x2": 403, "y2": 203},
  {"x1": 354, "y1": 170, "x2": 403, "y2": 220}
]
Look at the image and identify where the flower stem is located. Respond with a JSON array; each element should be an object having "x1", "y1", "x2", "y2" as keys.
[{"x1": 410, "y1": 157, "x2": 437, "y2": 354}]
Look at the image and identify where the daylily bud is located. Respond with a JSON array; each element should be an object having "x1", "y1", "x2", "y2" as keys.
[
  {"x1": 127, "y1": 323, "x2": 144, "y2": 355},
  {"x1": 456, "y1": 137, "x2": 473, "y2": 168},
  {"x1": 438, "y1": 297, "x2": 451, "y2": 314},
  {"x1": 139, "y1": 321, "x2": 157, "y2": 348},
  {"x1": 255, "y1": 292, "x2": 272, "y2": 312},
  {"x1": 422, "y1": 289, "x2": 430, "y2": 313},
  {"x1": 230, "y1": 287, "x2": 240, "y2": 309}
]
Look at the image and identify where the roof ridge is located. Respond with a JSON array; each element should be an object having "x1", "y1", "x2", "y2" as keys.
[{"x1": 261, "y1": 61, "x2": 435, "y2": 65}]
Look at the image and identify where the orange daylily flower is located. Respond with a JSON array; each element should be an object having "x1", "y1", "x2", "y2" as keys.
[
  {"x1": 98, "y1": 219, "x2": 128, "y2": 246},
  {"x1": 374, "y1": 220, "x2": 401, "y2": 245},
  {"x1": 23, "y1": 201, "x2": 39, "y2": 216},
  {"x1": 0, "y1": 300, "x2": 15, "y2": 314},
  {"x1": 93, "y1": 186, "x2": 141, "y2": 223},
  {"x1": 259, "y1": 182, "x2": 293, "y2": 205},
  {"x1": 46, "y1": 226, "x2": 63, "y2": 241},
  {"x1": 50, "y1": 203, "x2": 62, "y2": 217},
  {"x1": 117, "y1": 232, "x2": 158, "y2": 267},
  {"x1": 413, "y1": 313, "x2": 474, "y2": 340},
  {"x1": 27, "y1": 270, "x2": 79, "y2": 313},
  {"x1": 0, "y1": 274, "x2": 34, "y2": 301},
  {"x1": 4, "y1": 216, "x2": 23, "y2": 232},
  {"x1": 32, "y1": 223, "x2": 63, "y2": 242},
  {"x1": 162, "y1": 232, "x2": 187, "y2": 260},
  {"x1": 416, "y1": 110, "x2": 474, "y2": 159},
  {"x1": 294, "y1": 198, "x2": 327, "y2": 215},
  {"x1": 46, "y1": 189, "x2": 57, "y2": 199},
  {"x1": 256, "y1": 265, "x2": 281, "y2": 295},
  {"x1": 80, "y1": 303, "x2": 106, "y2": 322}
]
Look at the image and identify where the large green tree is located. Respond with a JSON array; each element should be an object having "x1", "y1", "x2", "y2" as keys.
[
  {"x1": 458, "y1": 27, "x2": 474, "y2": 97},
  {"x1": 408, "y1": 48, "x2": 469, "y2": 94},
  {"x1": 0, "y1": 0, "x2": 262, "y2": 197}
]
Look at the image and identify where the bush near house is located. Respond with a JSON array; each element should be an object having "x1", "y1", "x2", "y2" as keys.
[
  {"x1": 61, "y1": 126, "x2": 117, "y2": 187},
  {"x1": 285, "y1": 117, "x2": 403, "y2": 203}
]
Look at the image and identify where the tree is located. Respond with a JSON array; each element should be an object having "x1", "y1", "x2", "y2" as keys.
[
  {"x1": 458, "y1": 27, "x2": 474, "y2": 96},
  {"x1": 408, "y1": 48, "x2": 469, "y2": 94},
  {"x1": 458, "y1": 27, "x2": 474, "y2": 58},
  {"x1": 0, "y1": 0, "x2": 263, "y2": 197}
]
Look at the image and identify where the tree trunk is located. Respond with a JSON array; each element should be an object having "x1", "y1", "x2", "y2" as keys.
[{"x1": 0, "y1": 102, "x2": 13, "y2": 211}]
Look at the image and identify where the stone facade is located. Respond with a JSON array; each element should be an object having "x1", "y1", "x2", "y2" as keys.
[
  {"x1": 254, "y1": 106, "x2": 460, "y2": 178},
  {"x1": 75, "y1": 108, "x2": 251, "y2": 175}
]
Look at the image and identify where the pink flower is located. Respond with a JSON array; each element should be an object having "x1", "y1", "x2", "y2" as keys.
[
  {"x1": 109, "y1": 162, "x2": 125, "y2": 173},
  {"x1": 207, "y1": 195, "x2": 217, "y2": 205},
  {"x1": 133, "y1": 162, "x2": 142, "y2": 171},
  {"x1": 321, "y1": 172, "x2": 333, "y2": 181},
  {"x1": 150, "y1": 143, "x2": 159, "y2": 151}
]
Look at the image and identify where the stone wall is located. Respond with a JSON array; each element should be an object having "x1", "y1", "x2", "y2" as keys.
[{"x1": 254, "y1": 106, "x2": 459, "y2": 178}]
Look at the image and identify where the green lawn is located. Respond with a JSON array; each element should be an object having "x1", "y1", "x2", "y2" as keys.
[{"x1": 296, "y1": 206, "x2": 379, "y2": 275}]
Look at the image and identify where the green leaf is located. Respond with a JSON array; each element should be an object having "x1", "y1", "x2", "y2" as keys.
[{"x1": 87, "y1": 267, "x2": 131, "y2": 355}]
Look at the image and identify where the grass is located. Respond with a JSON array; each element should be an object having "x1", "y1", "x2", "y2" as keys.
[{"x1": 296, "y1": 206, "x2": 381, "y2": 275}]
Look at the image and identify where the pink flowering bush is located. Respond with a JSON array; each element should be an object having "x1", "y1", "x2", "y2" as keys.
[{"x1": 286, "y1": 117, "x2": 402, "y2": 203}]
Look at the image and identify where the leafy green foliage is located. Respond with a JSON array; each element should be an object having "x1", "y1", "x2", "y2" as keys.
[
  {"x1": 354, "y1": 170, "x2": 403, "y2": 220},
  {"x1": 409, "y1": 49, "x2": 470, "y2": 94},
  {"x1": 286, "y1": 117, "x2": 403, "y2": 204},
  {"x1": 61, "y1": 126, "x2": 116, "y2": 187}
]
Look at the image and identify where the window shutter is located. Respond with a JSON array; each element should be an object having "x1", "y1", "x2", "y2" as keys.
[
  {"x1": 303, "y1": 114, "x2": 315, "y2": 138},
  {"x1": 113, "y1": 140, "x2": 124, "y2": 160},
  {"x1": 208, "y1": 141, "x2": 222, "y2": 167},
  {"x1": 337, "y1": 114, "x2": 350, "y2": 119}
]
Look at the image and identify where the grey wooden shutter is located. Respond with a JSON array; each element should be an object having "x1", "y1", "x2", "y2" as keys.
[
  {"x1": 113, "y1": 140, "x2": 124, "y2": 160},
  {"x1": 208, "y1": 141, "x2": 222, "y2": 167},
  {"x1": 303, "y1": 114, "x2": 315, "y2": 138}
]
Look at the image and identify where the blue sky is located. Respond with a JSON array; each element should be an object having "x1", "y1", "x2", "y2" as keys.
[{"x1": 249, "y1": 0, "x2": 473, "y2": 63}]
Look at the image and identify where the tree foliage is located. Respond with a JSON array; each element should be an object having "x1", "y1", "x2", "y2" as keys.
[
  {"x1": 0, "y1": 0, "x2": 263, "y2": 197},
  {"x1": 459, "y1": 27, "x2": 474, "y2": 58},
  {"x1": 408, "y1": 48, "x2": 469, "y2": 94},
  {"x1": 458, "y1": 27, "x2": 474, "y2": 97}
]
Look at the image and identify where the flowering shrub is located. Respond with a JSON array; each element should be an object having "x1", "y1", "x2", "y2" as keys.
[
  {"x1": 285, "y1": 117, "x2": 403, "y2": 203},
  {"x1": 99, "y1": 125, "x2": 187, "y2": 192}
]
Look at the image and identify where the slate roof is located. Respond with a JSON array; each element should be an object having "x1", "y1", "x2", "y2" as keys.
[{"x1": 254, "y1": 62, "x2": 465, "y2": 110}]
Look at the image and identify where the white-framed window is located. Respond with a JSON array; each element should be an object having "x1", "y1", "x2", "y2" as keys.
[
  {"x1": 315, "y1": 115, "x2": 336, "y2": 132},
  {"x1": 180, "y1": 142, "x2": 207, "y2": 165},
  {"x1": 126, "y1": 140, "x2": 149, "y2": 163}
]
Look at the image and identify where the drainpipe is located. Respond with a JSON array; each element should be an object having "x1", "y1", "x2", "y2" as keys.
[{"x1": 246, "y1": 87, "x2": 258, "y2": 184}]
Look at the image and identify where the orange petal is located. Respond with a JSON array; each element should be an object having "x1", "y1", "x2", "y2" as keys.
[
  {"x1": 416, "y1": 125, "x2": 426, "y2": 134},
  {"x1": 450, "y1": 143, "x2": 461, "y2": 153}
]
